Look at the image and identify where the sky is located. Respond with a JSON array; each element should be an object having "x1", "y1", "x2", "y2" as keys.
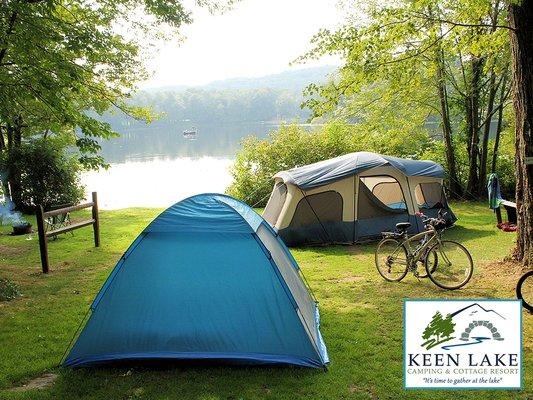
[{"x1": 141, "y1": 0, "x2": 343, "y2": 88}]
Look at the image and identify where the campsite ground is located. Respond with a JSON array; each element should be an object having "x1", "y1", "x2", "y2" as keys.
[{"x1": 0, "y1": 202, "x2": 531, "y2": 399}]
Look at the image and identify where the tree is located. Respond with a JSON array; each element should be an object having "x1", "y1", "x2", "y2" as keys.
[
  {"x1": 508, "y1": 0, "x2": 533, "y2": 266},
  {"x1": 298, "y1": 0, "x2": 512, "y2": 199},
  {"x1": 441, "y1": 313, "x2": 456, "y2": 339},
  {"x1": 422, "y1": 317, "x2": 436, "y2": 342},
  {"x1": 421, "y1": 311, "x2": 455, "y2": 350},
  {"x1": 0, "y1": 137, "x2": 85, "y2": 212},
  {"x1": 0, "y1": 0, "x2": 231, "y2": 209},
  {"x1": 298, "y1": 0, "x2": 529, "y2": 264}
]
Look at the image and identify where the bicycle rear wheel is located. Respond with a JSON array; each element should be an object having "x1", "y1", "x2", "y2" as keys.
[
  {"x1": 426, "y1": 240, "x2": 473, "y2": 290},
  {"x1": 516, "y1": 270, "x2": 533, "y2": 312},
  {"x1": 375, "y1": 238, "x2": 408, "y2": 282}
]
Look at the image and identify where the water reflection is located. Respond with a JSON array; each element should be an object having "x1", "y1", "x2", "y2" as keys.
[
  {"x1": 98, "y1": 121, "x2": 274, "y2": 163},
  {"x1": 83, "y1": 157, "x2": 234, "y2": 209},
  {"x1": 83, "y1": 122, "x2": 274, "y2": 209}
]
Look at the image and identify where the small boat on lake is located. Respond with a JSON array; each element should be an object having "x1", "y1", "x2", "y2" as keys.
[{"x1": 183, "y1": 127, "x2": 197, "y2": 140}]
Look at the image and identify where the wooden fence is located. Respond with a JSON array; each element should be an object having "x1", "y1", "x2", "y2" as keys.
[{"x1": 36, "y1": 192, "x2": 100, "y2": 273}]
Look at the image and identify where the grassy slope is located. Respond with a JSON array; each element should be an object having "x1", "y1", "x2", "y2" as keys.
[{"x1": 0, "y1": 202, "x2": 530, "y2": 400}]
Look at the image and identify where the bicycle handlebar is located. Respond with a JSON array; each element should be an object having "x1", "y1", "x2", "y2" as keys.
[{"x1": 415, "y1": 209, "x2": 447, "y2": 229}]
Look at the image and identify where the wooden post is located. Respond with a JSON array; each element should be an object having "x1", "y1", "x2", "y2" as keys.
[
  {"x1": 36, "y1": 205, "x2": 49, "y2": 273},
  {"x1": 91, "y1": 191, "x2": 100, "y2": 247},
  {"x1": 36, "y1": 193, "x2": 100, "y2": 273}
]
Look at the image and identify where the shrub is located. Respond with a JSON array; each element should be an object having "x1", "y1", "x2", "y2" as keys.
[
  {"x1": 226, "y1": 122, "x2": 434, "y2": 206},
  {"x1": 227, "y1": 122, "x2": 516, "y2": 206},
  {"x1": 0, "y1": 278, "x2": 21, "y2": 301},
  {"x1": 0, "y1": 138, "x2": 85, "y2": 212}
]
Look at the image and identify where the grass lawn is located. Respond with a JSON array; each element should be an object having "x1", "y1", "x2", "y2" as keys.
[{"x1": 0, "y1": 202, "x2": 531, "y2": 399}]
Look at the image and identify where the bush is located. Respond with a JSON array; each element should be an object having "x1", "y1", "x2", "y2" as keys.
[
  {"x1": 0, "y1": 278, "x2": 21, "y2": 301},
  {"x1": 226, "y1": 122, "x2": 434, "y2": 206},
  {"x1": 227, "y1": 122, "x2": 516, "y2": 206},
  {"x1": 0, "y1": 138, "x2": 85, "y2": 212}
]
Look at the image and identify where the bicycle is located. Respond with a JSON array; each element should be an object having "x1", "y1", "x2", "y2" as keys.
[
  {"x1": 516, "y1": 270, "x2": 533, "y2": 312},
  {"x1": 374, "y1": 210, "x2": 473, "y2": 290}
]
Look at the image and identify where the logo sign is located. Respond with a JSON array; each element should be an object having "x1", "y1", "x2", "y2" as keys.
[{"x1": 404, "y1": 300, "x2": 522, "y2": 389}]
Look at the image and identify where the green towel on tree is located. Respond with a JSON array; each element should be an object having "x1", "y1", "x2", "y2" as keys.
[{"x1": 487, "y1": 173, "x2": 503, "y2": 210}]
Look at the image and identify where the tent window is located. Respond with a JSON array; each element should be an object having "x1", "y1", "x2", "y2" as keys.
[
  {"x1": 357, "y1": 177, "x2": 408, "y2": 219},
  {"x1": 290, "y1": 191, "x2": 343, "y2": 228},
  {"x1": 263, "y1": 182, "x2": 288, "y2": 225},
  {"x1": 415, "y1": 183, "x2": 445, "y2": 209},
  {"x1": 360, "y1": 176, "x2": 407, "y2": 210}
]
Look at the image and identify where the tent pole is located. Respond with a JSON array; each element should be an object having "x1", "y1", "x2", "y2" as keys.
[{"x1": 353, "y1": 175, "x2": 356, "y2": 244}]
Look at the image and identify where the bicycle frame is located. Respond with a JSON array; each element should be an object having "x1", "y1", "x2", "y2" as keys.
[{"x1": 389, "y1": 225, "x2": 444, "y2": 273}]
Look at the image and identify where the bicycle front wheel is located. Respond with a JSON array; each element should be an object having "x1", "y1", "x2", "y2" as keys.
[
  {"x1": 418, "y1": 249, "x2": 438, "y2": 278},
  {"x1": 516, "y1": 270, "x2": 533, "y2": 312},
  {"x1": 426, "y1": 240, "x2": 473, "y2": 290},
  {"x1": 375, "y1": 238, "x2": 408, "y2": 282}
]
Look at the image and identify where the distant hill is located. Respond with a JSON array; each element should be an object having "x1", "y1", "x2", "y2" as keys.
[
  {"x1": 145, "y1": 65, "x2": 337, "y2": 93},
  {"x1": 203, "y1": 65, "x2": 337, "y2": 91},
  {"x1": 101, "y1": 66, "x2": 338, "y2": 127}
]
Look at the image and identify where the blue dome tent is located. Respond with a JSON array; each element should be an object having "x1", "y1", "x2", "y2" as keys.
[{"x1": 63, "y1": 194, "x2": 328, "y2": 368}]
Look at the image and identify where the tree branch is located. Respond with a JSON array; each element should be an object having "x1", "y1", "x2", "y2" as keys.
[
  {"x1": 0, "y1": 11, "x2": 19, "y2": 66},
  {"x1": 408, "y1": 12, "x2": 514, "y2": 31},
  {"x1": 379, "y1": 26, "x2": 455, "y2": 67}
]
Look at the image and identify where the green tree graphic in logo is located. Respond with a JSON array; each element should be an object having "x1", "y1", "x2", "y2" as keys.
[{"x1": 421, "y1": 311, "x2": 456, "y2": 350}]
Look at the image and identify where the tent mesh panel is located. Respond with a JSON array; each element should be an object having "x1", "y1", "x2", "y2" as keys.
[
  {"x1": 289, "y1": 191, "x2": 343, "y2": 228},
  {"x1": 371, "y1": 182, "x2": 407, "y2": 209},
  {"x1": 357, "y1": 179, "x2": 407, "y2": 219},
  {"x1": 415, "y1": 183, "x2": 446, "y2": 209}
]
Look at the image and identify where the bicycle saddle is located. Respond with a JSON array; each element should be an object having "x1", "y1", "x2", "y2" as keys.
[{"x1": 396, "y1": 222, "x2": 411, "y2": 231}]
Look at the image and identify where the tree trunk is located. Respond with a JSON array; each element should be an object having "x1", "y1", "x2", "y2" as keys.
[
  {"x1": 0, "y1": 127, "x2": 5, "y2": 152},
  {"x1": 436, "y1": 51, "x2": 463, "y2": 197},
  {"x1": 466, "y1": 57, "x2": 483, "y2": 197},
  {"x1": 479, "y1": 70, "x2": 498, "y2": 191},
  {"x1": 0, "y1": 11, "x2": 18, "y2": 66},
  {"x1": 491, "y1": 73, "x2": 509, "y2": 173},
  {"x1": 5, "y1": 120, "x2": 23, "y2": 209},
  {"x1": 509, "y1": 0, "x2": 533, "y2": 266},
  {"x1": 0, "y1": 126, "x2": 7, "y2": 197}
]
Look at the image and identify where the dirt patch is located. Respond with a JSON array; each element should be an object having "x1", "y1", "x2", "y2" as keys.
[
  {"x1": 481, "y1": 259, "x2": 524, "y2": 274},
  {"x1": 345, "y1": 244, "x2": 374, "y2": 256},
  {"x1": 463, "y1": 260, "x2": 528, "y2": 298},
  {"x1": 0, "y1": 244, "x2": 26, "y2": 256},
  {"x1": 476, "y1": 260, "x2": 525, "y2": 286},
  {"x1": 348, "y1": 384, "x2": 378, "y2": 399},
  {"x1": 8, "y1": 373, "x2": 58, "y2": 392}
]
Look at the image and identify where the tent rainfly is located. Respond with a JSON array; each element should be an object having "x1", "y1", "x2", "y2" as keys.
[
  {"x1": 263, "y1": 152, "x2": 456, "y2": 246},
  {"x1": 63, "y1": 194, "x2": 328, "y2": 368}
]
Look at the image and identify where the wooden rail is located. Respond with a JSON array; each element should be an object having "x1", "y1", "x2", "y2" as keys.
[{"x1": 36, "y1": 192, "x2": 100, "y2": 273}]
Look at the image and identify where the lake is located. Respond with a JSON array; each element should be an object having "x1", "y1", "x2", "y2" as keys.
[{"x1": 82, "y1": 121, "x2": 277, "y2": 209}]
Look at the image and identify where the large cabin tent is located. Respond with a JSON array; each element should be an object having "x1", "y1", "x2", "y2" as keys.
[
  {"x1": 63, "y1": 194, "x2": 328, "y2": 368},
  {"x1": 263, "y1": 152, "x2": 456, "y2": 246}
]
